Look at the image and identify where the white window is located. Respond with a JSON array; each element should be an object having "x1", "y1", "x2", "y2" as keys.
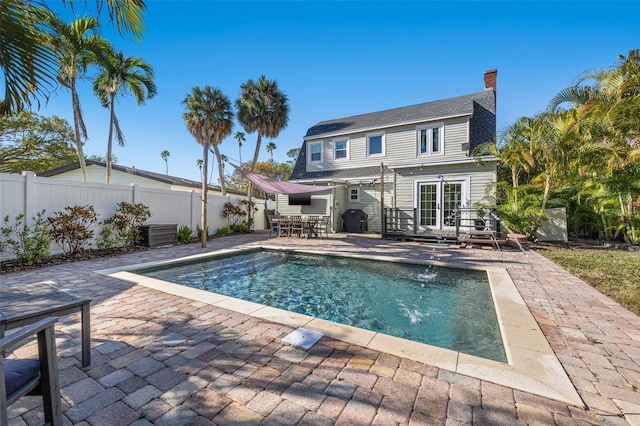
[
  {"x1": 367, "y1": 132, "x2": 385, "y2": 157},
  {"x1": 308, "y1": 141, "x2": 323, "y2": 163},
  {"x1": 417, "y1": 124, "x2": 444, "y2": 156},
  {"x1": 334, "y1": 138, "x2": 348, "y2": 160},
  {"x1": 349, "y1": 188, "x2": 360, "y2": 202}
]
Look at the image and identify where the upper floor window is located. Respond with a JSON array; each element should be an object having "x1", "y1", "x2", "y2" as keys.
[
  {"x1": 309, "y1": 141, "x2": 323, "y2": 163},
  {"x1": 367, "y1": 132, "x2": 385, "y2": 157},
  {"x1": 417, "y1": 124, "x2": 444, "y2": 156},
  {"x1": 334, "y1": 138, "x2": 348, "y2": 160}
]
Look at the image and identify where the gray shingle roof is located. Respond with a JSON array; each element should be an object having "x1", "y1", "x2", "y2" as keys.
[{"x1": 305, "y1": 90, "x2": 494, "y2": 139}]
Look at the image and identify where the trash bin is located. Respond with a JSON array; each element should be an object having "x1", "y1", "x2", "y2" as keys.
[{"x1": 341, "y1": 209, "x2": 368, "y2": 233}]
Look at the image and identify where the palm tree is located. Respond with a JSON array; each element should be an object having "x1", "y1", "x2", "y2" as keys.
[
  {"x1": 266, "y1": 141, "x2": 277, "y2": 161},
  {"x1": 266, "y1": 141, "x2": 277, "y2": 176},
  {"x1": 0, "y1": 1, "x2": 56, "y2": 114},
  {"x1": 183, "y1": 86, "x2": 234, "y2": 248},
  {"x1": 161, "y1": 150, "x2": 170, "y2": 174},
  {"x1": 40, "y1": 11, "x2": 112, "y2": 181},
  {"x1": 93, "y1": 49, "x2": 157, "y2": 183},
  {"x1": 0, "y1": 0, "x2": 146, "y2": 116},
  {"x1": 235, "y1": 75, "x2": 289, "y2": 174},
  {"x1": 234, "y1": 130, "x2": 246, "y2": 164}
]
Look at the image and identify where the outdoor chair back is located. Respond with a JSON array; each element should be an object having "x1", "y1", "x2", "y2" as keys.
[{"x1": 1, "y1": 317, "x2": 62, "y2": 426}]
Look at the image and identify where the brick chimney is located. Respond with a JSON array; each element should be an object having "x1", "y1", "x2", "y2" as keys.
[{"x1": 484, "y1": 69, "x2": 497, "y2": 91}]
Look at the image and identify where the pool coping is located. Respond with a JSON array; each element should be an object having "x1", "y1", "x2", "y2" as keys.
[{"x1": 95, "y1": 245, "x2": 584, "y2": 407}]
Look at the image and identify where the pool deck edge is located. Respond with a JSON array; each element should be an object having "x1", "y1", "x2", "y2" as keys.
[{"x1": 96, "y1": 245, "x2": 585, "y2": 408}]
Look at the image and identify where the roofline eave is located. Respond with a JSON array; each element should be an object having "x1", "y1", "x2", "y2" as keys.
[{"x1": 304, "y1": 112, "x2": 473, "y2": 141}]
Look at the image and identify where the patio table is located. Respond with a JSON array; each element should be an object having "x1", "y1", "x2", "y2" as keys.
[{"x1": 0, "y1": 281, "x2": 91, "y2": 367}]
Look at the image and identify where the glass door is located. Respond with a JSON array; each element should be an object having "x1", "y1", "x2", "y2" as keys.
[{"x1": 418, "y1": 180, "x2": 466, "y2": 230}]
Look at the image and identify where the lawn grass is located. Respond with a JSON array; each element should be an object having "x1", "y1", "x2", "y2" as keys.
[{"x1": 536, "y1": 246, "x2": 640, "y2": 316}]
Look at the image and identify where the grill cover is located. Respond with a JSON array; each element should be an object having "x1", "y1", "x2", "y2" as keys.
[{"x1": 341, "y1": 209, "x2": 368, "y2": 232}]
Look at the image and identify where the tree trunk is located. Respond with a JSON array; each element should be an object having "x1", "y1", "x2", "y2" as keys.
[
  {"x1": 212, "y1": 144, "x2": 227, "y2": 196},
  {"x1": 201, "y1": 144, "x2": 208, "y2": 248},
  {"x1": 246, "y1": 132, "x2": 263, "y2": 225},
  {"x1": 71, "y1": 79, "x2": 88, "y2": 182},
  {"x1": 106, "y1": 94, "x2": 116, "y2": 184}
]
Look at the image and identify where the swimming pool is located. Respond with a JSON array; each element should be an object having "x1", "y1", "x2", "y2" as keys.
[{"x1": 134, "y1": 249, "x2": 506, "y2": 362}]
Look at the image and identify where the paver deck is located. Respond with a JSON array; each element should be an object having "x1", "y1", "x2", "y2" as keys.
[{"x1": 3, "y1": 232, "x2": 639, "y2": 425}]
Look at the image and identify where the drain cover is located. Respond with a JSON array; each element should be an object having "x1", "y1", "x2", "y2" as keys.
[{"x1": 281, "y1": 327, "x2": 324, "y2": 349}]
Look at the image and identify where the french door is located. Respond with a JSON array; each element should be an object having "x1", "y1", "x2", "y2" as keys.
[{"x1": 417, "y1": 179, "x2": 467, "y2": 230}]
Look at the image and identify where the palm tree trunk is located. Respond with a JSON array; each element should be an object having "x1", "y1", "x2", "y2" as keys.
[
  {"x1": 541, "y1": 173, "x2": 551, "y2": 212},
  {"x1": 212, "y1": 144, "x2": 227, "y2": 196},
  {"x1": 71, "y1": 80, "x2": 88, "y2": 182},
  {"x1": 246, "y1": 132, "x2": 263, "y2": 225},
  {"x1": 106, "y1": 94, "x2": 116, "y2": 184},
  {"x1": 201, "y1": 144, "x2": 208, "y2": 248}
]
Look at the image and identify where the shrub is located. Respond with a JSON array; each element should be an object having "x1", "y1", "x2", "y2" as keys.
[
  {"x1": 196, "y1": 224, "x2": 210, "y2": 239},
  {"x1": 1, "y1": 210, "x2": 52, "y2": 265},
  {"x1": 216, "y1": 227, "x2": 233, "y2": 236},
  {"x1": 177, "y1": 225, "x2": 194, "y2": 243},
  {"x1": 96, "y1": 223, "x2": 125, "y2": 249},
  {"x1": 48, "y1": 205, "x2": 98, "y2": 255},
  {"x1": 102, "y1": 202, "x2": 151, "y2": 246},
  {"x1": 231, "y1": 224, "x2": 251, "y2": 233},
  {"x1": 222, "y1": 202, "x2": 247, "y2": 227}
]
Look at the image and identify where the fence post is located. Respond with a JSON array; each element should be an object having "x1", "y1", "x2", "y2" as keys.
[
  {"x1": 191, "y1": 190, "x2": 199, "y2": 230},
  {"x1": 131, "y1": 184, "x2": 139, "y2": 204},
  {"x1": 22, "y1": 171, "x2": 36, "y2": 221}
]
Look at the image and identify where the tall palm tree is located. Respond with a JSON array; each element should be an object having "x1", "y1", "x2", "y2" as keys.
[
  {"x1": 235, "y1": 75, "x2": 289, "y2": 175},
  {"x1": 234, "y1": 130, "x2": 245, "y2": 164},
  {"x1": 0, "y1": 0, "x2": 146, "y2": 116},
  {"x1": 40, "y1": 11, "x2": 112, "y2": 181},
  {"x1": 183, "y1": 86, "x2": 234, "y2": 248},
  {"x1": 93, "y1": 49, "x2": 157, "y2": 183},
  {"x1": 161, "y1": 150, "x2": 170, "y2": 174}
]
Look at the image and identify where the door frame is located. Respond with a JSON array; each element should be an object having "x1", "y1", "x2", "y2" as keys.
[{"x1": 413, "y1": 176, "x2": 470, "y2": 231}]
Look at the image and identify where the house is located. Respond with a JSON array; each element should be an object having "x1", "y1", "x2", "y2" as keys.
[
  {"x1": 278, "y1": 70, "x2": 498, "y2": 234},
  {"x1": 39, "y1": 160, "x2": 246, "y2": 196}
]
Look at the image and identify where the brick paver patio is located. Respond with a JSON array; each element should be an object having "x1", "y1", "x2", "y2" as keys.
[{"x1": 3, "y1": 233, "x2": 639, "y2": 425}]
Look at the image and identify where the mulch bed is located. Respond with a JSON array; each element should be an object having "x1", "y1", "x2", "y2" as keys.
[{"x1": 0, "y1": 246, "x2": 149, "y2": 274}]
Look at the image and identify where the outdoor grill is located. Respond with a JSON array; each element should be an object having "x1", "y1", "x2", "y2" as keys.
[{"x1": 341, "y1": 209, "x2": 368, "y2": 233}]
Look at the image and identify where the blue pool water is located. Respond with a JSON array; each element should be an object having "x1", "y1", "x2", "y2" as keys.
[{"x1": 136, "y1": 250, "x2": 506, "y2": 362}]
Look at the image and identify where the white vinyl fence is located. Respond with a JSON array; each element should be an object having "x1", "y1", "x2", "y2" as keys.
[{"x1": 0, "y1": 172, "x2": 265, "y2": 260}]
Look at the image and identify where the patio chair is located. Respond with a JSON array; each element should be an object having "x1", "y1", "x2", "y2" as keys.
[
  {"x1": 318, "y1": 215, "x2": 331, "y2": 238},
  {"x1": 1, "y1": 317, "x2": 62, "y2": 426},
  {"x1": 290, "y1": 215, "x2": 304, "y2": 238},
  {"x1": 276, "y1": 216, "x2": 292, "y2": 237}
]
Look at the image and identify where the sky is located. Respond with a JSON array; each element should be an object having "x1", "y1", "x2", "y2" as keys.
[{"x1": 39, "y1": 1, "x2": 639, "y2": 183}]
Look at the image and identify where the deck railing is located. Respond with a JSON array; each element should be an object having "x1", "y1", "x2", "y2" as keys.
[{"x1": 383, "y1": 207, "x2": 501, "y2": 237}]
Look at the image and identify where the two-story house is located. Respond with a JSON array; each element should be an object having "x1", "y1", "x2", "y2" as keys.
[{"x1": 277, "y1": 70, "x2": 498, "y2": 235}]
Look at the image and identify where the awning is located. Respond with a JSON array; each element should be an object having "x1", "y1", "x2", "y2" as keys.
[{"x1": 235, "y1": 166, "x2": 335, "y2": 195}]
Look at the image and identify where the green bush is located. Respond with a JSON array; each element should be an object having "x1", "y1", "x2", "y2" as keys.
[
  {"x1": 177, "y1": 225, "x2": 194, "y2": 243},
  {"x1": 48, "y1": 205, "x2": 98, "y2": 254},
  {"x1": 1, "y1": 210, "x2": 52, "y2": 265},
  {"x1": 231, "y1": 224, "x2": 251, "y2": 233},
  {"x1": 196, "y1": 224, "x2": 210, "y2": 239},
  {"x1": 216, "y1": 227, "x2": 233, "y2": 236},
  {"x1": 102, "y1": 202, "x2": 151, "y2": 246},
  {"x1": 96, "y1": 223, "x2": 125, "y2": 249}
]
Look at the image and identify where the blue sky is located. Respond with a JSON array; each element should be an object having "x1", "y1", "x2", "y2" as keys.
[{"x1": 40, "y1": 1, "x2": 639, "y2": 183}]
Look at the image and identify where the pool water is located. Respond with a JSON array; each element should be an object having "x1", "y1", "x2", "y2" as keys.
[{"x1": 136, "y1": 250, "x2": 506, "y2": 362}]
